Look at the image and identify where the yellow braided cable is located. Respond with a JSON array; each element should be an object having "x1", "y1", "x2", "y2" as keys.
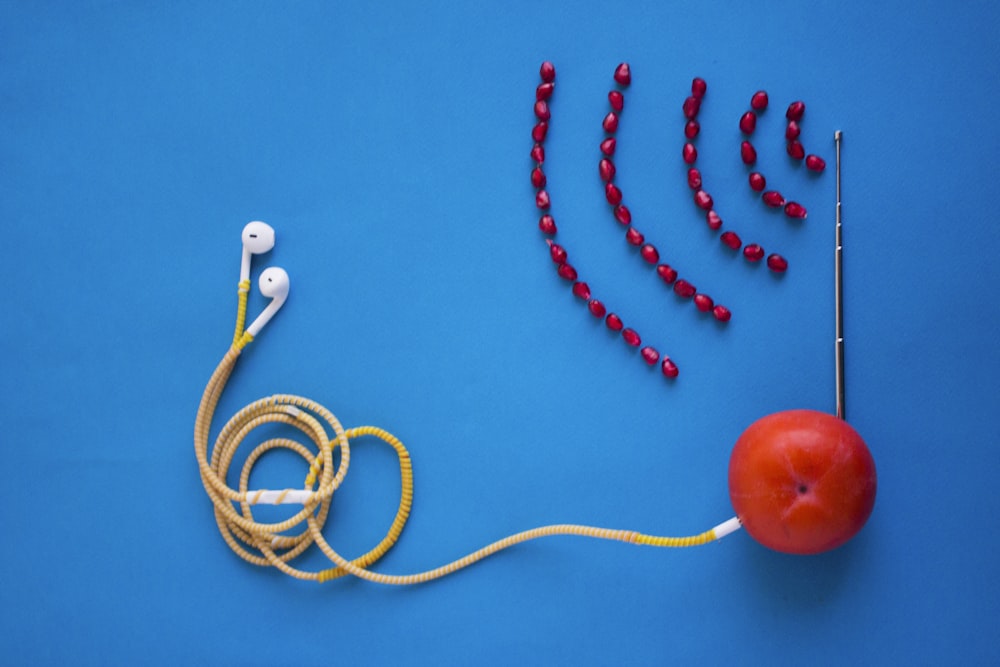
[
  {"x1": 631, "y1": 530, "x2": 718, "y2": 548},
  {"x1": 233, "y1": 280, "x2": 251, "y2": 346},
  {"x1": 195, "y1": 291, "x2": 734, "y2": 585}
]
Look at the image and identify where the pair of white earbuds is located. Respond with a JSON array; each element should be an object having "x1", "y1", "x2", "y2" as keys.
[{"x1": 240, "y1": 221, "x2": 289, "y2": 337}]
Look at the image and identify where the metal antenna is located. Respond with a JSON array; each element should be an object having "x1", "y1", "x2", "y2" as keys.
[{"x1": 834, "y1": 131, "x2": 845, "y2": 420}]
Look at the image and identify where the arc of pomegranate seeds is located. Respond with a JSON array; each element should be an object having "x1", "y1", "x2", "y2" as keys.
[
  {"x1": 599, "y1": 66, "x2": 730, "y2": 323},
  {"x1": 529, "y1": 61, "x2": 681, "y2": 381},
  {"x1": 741, "y1": 92, "x2": 828, "y2": 222},
  {"x1": 684, "y1": 79, "x2": 781, "y2": 273}
]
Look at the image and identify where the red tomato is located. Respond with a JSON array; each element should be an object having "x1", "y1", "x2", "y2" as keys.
[{"x1": 728, "y1": 409, "x2": 877, "y2": 554}]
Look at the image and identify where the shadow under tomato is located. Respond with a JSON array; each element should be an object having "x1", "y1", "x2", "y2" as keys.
[{"x1": 740, "y1": 527, "x2": 874, "y2": 608}]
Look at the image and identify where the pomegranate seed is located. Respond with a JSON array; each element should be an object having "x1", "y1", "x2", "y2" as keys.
[
  {"x1": 588, "y1": 299, "x2": 607, "y2": 318},
  {"x1": 625, "y1": 227, "x2": 644, "y2": 246},
  {"x1": 786, "y1": 100, "x2": 805, "y2": 121},
  {"x1": 640, "y1": 243, "x2": 660, "y2": 264},
  {"x1": 767, "y1": 254, "x2": 788, "y2": 272},
  {"x1": 608, "y1": 90, "x2": 624, "y2": 111},
  {"x1": 641, "y1": 346, "x2": 660, "y2": 365},
  {"x1": 622, "y1": 328, "x2": 641, "y2": 347},
  {"x1": 532, "y1": 122, "x2": 548, "y2": 142},
  {"x1": 572, "y1": 281, "x2": 591, "y2": 300},
  {"x1": 712, "y1": 305, "x2": 732, "y2": 322},
  {"x1": 536, "y1": 190, "x2": 550, "y2": 209},
  {"x1": 530, "y1": 143, "x2": 545, "y2": 163},
  {"x1": 534, "y1": 100, "x2": 550, "y2": 121},
  {"x1": 806, "y1": 154, "x2": 826, "y2": 172},
  {"x1": 599, "y1": 158, "x2": 616, "y2": 181},
  {"x1": 548, "y1": 242, "x2": 567, "y2": 264},
  {"x1": 536, "y1": 82, "x2": 554, "y2": 101},
  {"x1": 531, "y1": 167, "x2": 546, "y2": 188},
  {"x1": 743, "y1": 243, "x2": 765, "y2": 261},
  {"x1": 613, "y1": 205, "x2": 631, "y2": 225},
  {"x1": 739, "y1": 111, "x2": 757, "y2": 134},
  {"x1": 603, "y1": 112, "x2": 619, "y2": 133},
  {"x1": 721, "y1": 231, "x2": 742, "y2": 249},
  {"x1": 740, "y1": 141, "x2": 757, "y2": 165},
  {"x1": 538, "y1": 214, "x2": 557, "y2": 235},
  {"x1": 605, "y1": 183, "x2": 622, "y2": 205},
  {"x1": 600, "y1": 137, "x2": 616, "y2": 156},
  {"x1": 660, "y1": 357, "x2": 679, "y2": 378},
  {"x1": 605, "y1": 313, "x2": 624, "y2": 331},
  {"x1": 787, "y1": 140, "x2": 805, "y2": 160},
  {"x1": 750, "y1": 90, "x2": 768, "y2": 110},
  {"x1": 785, "y1": 120, "x2": 801, "y2": 140},
  {"x1": 613, "y1": 63, "x2": 631, "y2": 86},
  {"x1": 656, "y1": 264, "x2": 678, "y2": 284},
  {"x1": 687, "y1": 168, "x2": 702, "y2": 190},
  {"x1": 748, "y1": 172, "x2": 766, "y2": 192},
  {"x1": 682, "y1": 96, "x2": 701, "y2": 119},
  {"x1": 540, "y1": 61, "x2": 556, "y2": 83},
  {"x1": 706, "y1": 210, "x2": 723, "y2": 230},
  {"x1": 673, "y1": 279, "x2": 696, "y2": 298},
  {"x1": 691, "y1": 77, "x2": 707, "y2": 99},
  {"x1": 683, "y1": 143, "x2": 698, "y2": 164},
  {"x1": 693, "y1": 293, "x2": 714, "y2": 312},
  {"x1": 694, "y1": 190, "x2": 714, "y2": 210},
  {"x1": 784, "y1": 201, "x2": 807, "y2": 219},
  {"x1": 684, "y1": 120, "x2": 700, "y2": 139},
  {"x1": 762, "y1": 191, "x2": 785, "y2": 207},
  {"x1": 557, "y1": 263, "x2": 578, "y2": 280}
]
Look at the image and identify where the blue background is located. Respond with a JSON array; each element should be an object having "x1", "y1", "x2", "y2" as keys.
[{"x1": 2, "y1": 1, "x2": 998, "y2": 664}]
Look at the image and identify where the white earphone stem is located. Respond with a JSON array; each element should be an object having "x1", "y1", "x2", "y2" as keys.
[
  {"x1": 240, "y1": 221, "x2": 276, "y2": 283},
  {"x1": 240, "y1": 251, "x2": 253, "y2": 285},
  {"x1": 246, "y1": 267, "x2": 290, "y2": 336}
]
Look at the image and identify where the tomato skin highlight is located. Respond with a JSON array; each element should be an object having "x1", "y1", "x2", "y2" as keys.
[{"x1": 728, "y1": 410, "x2": 877, "y2": 555}]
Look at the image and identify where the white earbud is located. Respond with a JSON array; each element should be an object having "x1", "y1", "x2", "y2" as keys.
[
  {"x1": 240, "y1": 221, "x2": 276, "y2": 282},
  {"x1": 246, "y1": 267, "x2": 290, "y2": 336}
]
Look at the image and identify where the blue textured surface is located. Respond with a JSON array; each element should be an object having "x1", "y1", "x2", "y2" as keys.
[{"x1": 2, "y1": 2, "x2": 998, "y2": 664}]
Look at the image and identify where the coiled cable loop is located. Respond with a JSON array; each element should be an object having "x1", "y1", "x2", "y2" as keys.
[{"x1": 193, "y1": 283, "x2": 739, "y2": 585}]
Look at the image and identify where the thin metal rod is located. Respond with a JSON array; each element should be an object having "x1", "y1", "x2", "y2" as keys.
[{"x1": 834, "y1": 130, "x2": 845, "y2": 420}]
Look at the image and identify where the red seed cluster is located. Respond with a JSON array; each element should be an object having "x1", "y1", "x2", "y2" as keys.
[
  {"x1": 527, "y1": 65, "x2": 829, "y2": 384},
  {"x1": 683, "y1": 79, "x2": 775, "y2": 272},
  {"x1": 783, "y1": 100, "x2": 825, "y2": 172},
  {"x1": 596, "y1": 68, "x2": 728, "y2": 323},
  {"x1": 735, "y1": 88, "x2": 834, "y2": 248},
  {"x1": 529, "y1": 61, "x2": 679, "y2": 380}
]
